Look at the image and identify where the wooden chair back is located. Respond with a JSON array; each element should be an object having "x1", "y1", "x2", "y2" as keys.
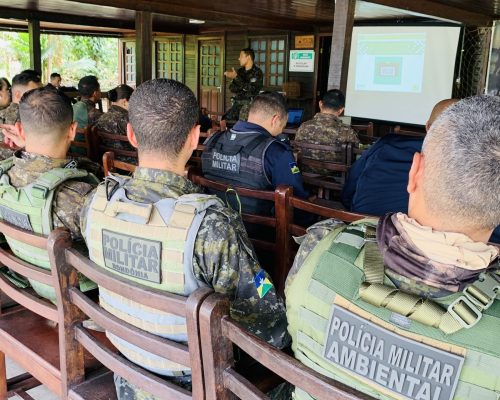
[
  {"x1": 200, "y1": 293, "x2": 375, "y2": 400},
  {"x1": 0, "y1": 221, "x2": 80, "y2": 397},
  {"x1": 103, "y1": 151, "x2": 136, "y2": 176},
  {"x1": 188, "y1": 169, "x2": 291, "y2": 295},
  {"x1": 91, "y1": 126, "x2": 138, "y2": 165},
  {"x1": 393, "y1": 125, "x2": 426, "y2": 137},
  {"x1": 48, "y1": 228, "x2": 212, "y2": 399},
  {"x1": 68, "y1": 127, "x2": 93, "y2": 159},
  {"x1": 352, "y1": 122, "x2": 377, "y2": 145},
  {"x1": 294, "y1": 142, "x2": 353, "y2": 200},
  {"x1": 285, "y1": 196, "x2": 368, "y2": 269}
]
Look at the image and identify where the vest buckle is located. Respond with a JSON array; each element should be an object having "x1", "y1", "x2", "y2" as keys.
[
  {"x1": 463, "y1": 272, "x2": 499, "y2": 311},
  {"x1": 31, "y1": 184, "x2": 49, "y2": 199},
  {"x1": 447, "y1": 295, "x2": 482, "y2": 329}
]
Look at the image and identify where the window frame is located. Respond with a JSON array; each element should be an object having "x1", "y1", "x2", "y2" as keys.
[{"x1": 249, "y1": 35, "x2": 288, "y2": 89}]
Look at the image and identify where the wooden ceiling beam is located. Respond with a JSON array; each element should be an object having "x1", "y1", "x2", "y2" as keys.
[
  {"x1": 0, "y1": 7, "x2": 134, "y2": 30},
  {"x1": 65, "y1": 0, "x2": 317, "y2": 31},
  {"x1": 364, "y1": 0, "x2": 493, "y2": 26}
]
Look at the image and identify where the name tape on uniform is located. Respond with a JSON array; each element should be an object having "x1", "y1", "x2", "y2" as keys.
[
  {"x1": 323, "y1": 306, "x2": 463, "y2": 400},
  {"x1": 211, "y1": 151, "x2": 240, "y2": 173},
  {"x1": 102, "y1": 229, "x2": 162, "y2": 284},
  {"x1": 0, "y1": 205, "x2": 33, "y2": 231}
]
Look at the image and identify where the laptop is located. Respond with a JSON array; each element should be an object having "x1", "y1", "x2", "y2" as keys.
[{"x1": 286, "y1": 108, "x2": 305, "y2": 128}]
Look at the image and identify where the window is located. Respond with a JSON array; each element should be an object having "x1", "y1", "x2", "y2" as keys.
[
  {"x1": 156, "y1": 39, "x2": 183, "y2": 82},
  {"x1": 200, "y1": 42, "x2": 221, "y2": 87},
  {"x1": 122, "y1": 41, "x2": 136, "y2": 86},
  {"x1": 250, "y1": 36, "x2": 286, "y2": 88}
]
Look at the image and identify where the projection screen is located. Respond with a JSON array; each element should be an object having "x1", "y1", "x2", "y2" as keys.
[{"x1": 345, "y1": 26, "x2": 461, "y2": 125}]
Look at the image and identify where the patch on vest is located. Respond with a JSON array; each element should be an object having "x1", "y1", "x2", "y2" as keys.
[
  {"x1": 323, "y1": 306, "x2": 463, "y2": 400},
  {"x1": 102, "y1": 229, "x2": 162, "y2": 284},
  {"x1": 0, "y1": 205, "x2": 33, "y2": 231},
  {"x1": 211, "y1": 151, "x2": 240, "y2": 173}
]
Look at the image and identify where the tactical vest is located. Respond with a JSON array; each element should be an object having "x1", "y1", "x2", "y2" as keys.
[
  {"x1": 84, "y1": 175, "x2": 224, "y2": 377},
  {"x1": 201, "y1": 129, "x2": 282, "y2": 215},
  {"x1": 287, "y1": 220, "x2": 500, "y2": 400},
  {"x1": 0, "y1": 157, "x2": 99, "y2": 302}
]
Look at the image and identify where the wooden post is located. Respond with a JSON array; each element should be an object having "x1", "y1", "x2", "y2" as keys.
[
  {"x1": 135, "y1": 11, "x2": 153, "y2": 86},
  {"x1": 327, "y1": 0, "x2": 355, "y2": 93},
  {"x1": 28, "y1": 19, "x2": 42, "y2": 75}
]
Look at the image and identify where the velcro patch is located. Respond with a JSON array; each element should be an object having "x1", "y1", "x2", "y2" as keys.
[
  {"x1": 0, "y1": 205, "x2": 32, "y2": 231},
  {"x1": 323, "y1": 306, "x2": 463, "y2": 400},
  {"x1": 102, "y1": 229, "x2": 162, "y2": 284},
  {"x1": 211, "y1": 151, "x2": 240, "y2": 173}
]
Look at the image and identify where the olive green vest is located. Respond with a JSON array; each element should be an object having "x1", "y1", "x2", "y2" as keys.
[
  {"x1": 0, "y1": 157, "x2": 99, "y2": 301},
  {"x1": 84, "y1": 175, "x2": 224, "y2": 377},
  {"x1": 286, "y1": 220, "x2": 500, "y2": 400}
]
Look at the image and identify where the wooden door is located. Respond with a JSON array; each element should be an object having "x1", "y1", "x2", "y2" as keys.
[
  {"x1": 315, "y1": 35, "x2": 332, "y2": 110},
  {"x1": 199, "y1": 39, "x2": 224, "y2": 114}
]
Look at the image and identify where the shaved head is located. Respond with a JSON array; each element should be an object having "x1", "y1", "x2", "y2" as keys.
[{"x1": 426, "y1": 98, "x2": 459, "y2": 131}]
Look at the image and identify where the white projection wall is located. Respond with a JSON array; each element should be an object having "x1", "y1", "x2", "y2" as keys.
[{"x1": 345, "y1": 26, "x2": 461, "y2": 125}]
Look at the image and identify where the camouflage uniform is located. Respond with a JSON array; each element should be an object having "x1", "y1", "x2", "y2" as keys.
[
  {"x1": 224, "y1": 65, "x2": 263, "y2": 122},
  {"x1": 294, "y1": 113, "x2": 359, "y2": 173},
  {"x1": 95, "y1": 105, "x2": 136, "y2": 164},
  {"x1": 80, "y1": 167, "x2": 289, "y2": 400},
  {"x1": 73, "y1": 99, "x2": 103, "y2": 129},
  {"x1": 9, "y1": 151, "x2": 96, "y2": 240},
  {"x1": 0, "y1": 103, "x2": 19, "y2": 143}
]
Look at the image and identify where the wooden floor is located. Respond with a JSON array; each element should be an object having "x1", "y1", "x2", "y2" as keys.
[{"x1": 7, "y1": 358, "x2": 58, "y2": 400}]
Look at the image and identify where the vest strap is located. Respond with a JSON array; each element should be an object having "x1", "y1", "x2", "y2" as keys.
[
  {"x1": 31, "y1": 168, "x2": 89, "y2": 199},
  {"x1": 357, "y1": 225, "x2": 500, "y2": 335}
]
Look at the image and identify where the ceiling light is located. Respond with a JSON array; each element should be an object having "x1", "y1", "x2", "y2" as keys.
[{"x1": 189, "y1": 19, "x2": 205, "y2": 24}]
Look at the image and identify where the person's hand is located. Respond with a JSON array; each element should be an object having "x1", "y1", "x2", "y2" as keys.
[
  {"x1": 0, "y1": 124, "x2": 25, "y2": 149},
  {"x1": 224, "y1": 68, "x2": 237, "y2": 79}
]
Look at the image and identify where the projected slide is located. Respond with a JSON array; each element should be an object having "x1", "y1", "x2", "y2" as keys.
[
  {"x1": 355, "y1": 33, "x2": 426, "y2": 93},
  {"x1": 345, "y1": 26, "x2": 461, "y2": 125}
]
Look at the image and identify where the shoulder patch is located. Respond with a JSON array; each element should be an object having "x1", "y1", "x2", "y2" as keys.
[{"x1": 289, "y1": 161, "x2": 300, "y2": 174}]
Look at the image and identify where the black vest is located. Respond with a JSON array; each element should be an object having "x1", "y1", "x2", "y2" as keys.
[{"x1": 202, "y1": 129, "x2": 282, "y2": 215}]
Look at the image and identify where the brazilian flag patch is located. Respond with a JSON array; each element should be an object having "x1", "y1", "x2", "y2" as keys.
[
  {"x1": 289, "y1": 161, "x2": 300, "y2": 174},
  {"x1": 254, "y1": 269, "x2": 273, "y2": 298}
]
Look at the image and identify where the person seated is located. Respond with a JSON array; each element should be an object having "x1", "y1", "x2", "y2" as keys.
[
  {"x1": 0, "y1": 77, "x2": 11, "y2": 111},
  {"x1": 95, "y1": 84, "x2": 136, "y2": 163},
  {"x1": 199, "y1": 106, "x2": 213, "y2": 133},
  {"x1": 0, "y1": 72, "x2": 42, "y2": 159},
  {"x1": 202, "y1": 91, "x2": 309, "y2": 215},
  {"x1": 73, "y1": 75, "x2": 103, "y2": 128},
  {"x1": 0, "y1": 71, "x2": 42, "y2": 129},
  {"x1": 0, "y1": 86, "x2": 99, "y2": 301},
  {"x1": 294, "y1": 89, "x2": 359, "y2": 170},
  {"x1": 341, "y1": 98, "x2": 458, "y2": 216},
  {"x1": 47, "y1": 72, "x2": 62, "y2": 89},
  {"x1": 80, "y1": 79, "x2": 288, "y2": 399},
  {"x1": 286, "y1": 95, "x2": 500, "y2": 400}
]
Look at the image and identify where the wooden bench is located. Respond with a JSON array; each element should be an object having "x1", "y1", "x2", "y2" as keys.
[
  {"x1": 351, "y1": 122, "x2": 378, "y2": 145},
  {"x1": 199, "y1": 293, "x2": 375, "y2": 400},
  {"x1": 103, "y1": 151, "x2": 136, "y2": 176},
  {"x1": 0, "y1": 221, "x2": 103, "y2": 398},
  {"x1": 91, "y1": 126, "x2": 138, "y2": 165},
  {"x1": 48, "y1": 228, "x2": 213, "y2": 399},
  {"x1": 188, "y1": 170, "x2": 291, "y2": 296}
]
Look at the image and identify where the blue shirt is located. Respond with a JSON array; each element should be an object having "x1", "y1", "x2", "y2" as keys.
[
  {"x1": 232, "y1": 121, "x2": 309, "y2": 199},
  {"x1": 341, "y1": 134, "x2": 500, "y2": 244}
]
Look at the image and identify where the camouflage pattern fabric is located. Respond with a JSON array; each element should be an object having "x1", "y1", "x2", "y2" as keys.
[
  {"x1": 224, "y1": 64, "x2": 263, "y2": 123},
  {"x1": 294, "y1": 113, "x2": 359, "y2": 173},
  {"x1": 0, "y1": 147, "x2": 14, "y2": 161},
  {"x1": 0, "y1": 102, "x2": 19, "y2": 125},
  {"x1": 9, "y1": 151, "x2": 96, "y2": 240},
  {"x1": 94, "y1": 105, "x2": 136, "y2": 164},
  {"x1": 73, "y1": 99, "x2": 103, "y2": 129},
  {"x1": 80, "y1": 167, "x2": 289, "y2": 400},
  {"x1": 0, "y1": 103, "x2": 19, "y2": 142}
]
